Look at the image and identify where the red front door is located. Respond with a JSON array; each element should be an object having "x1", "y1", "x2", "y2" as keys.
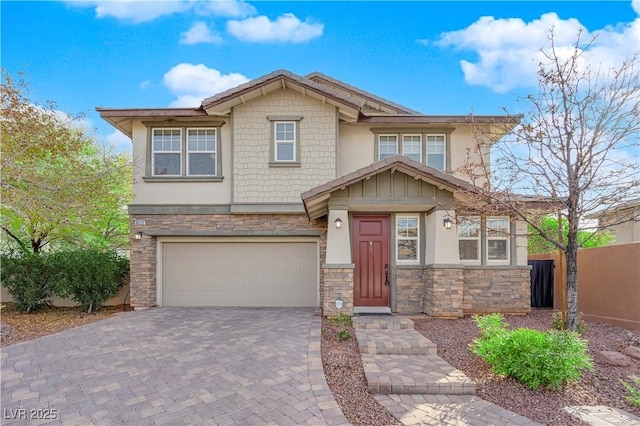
[{"x1": 352, "y1": 215, "x2": 390, "y2": 307}]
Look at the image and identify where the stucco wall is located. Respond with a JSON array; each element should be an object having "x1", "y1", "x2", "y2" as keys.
[
  {"x1": 530, "y1": 243, "x2": 640, "y2": 330},
  {"x1": 131, "y1": 121, "x2": 233, "y2": 205},
  {"x1": 233, "y1": 89, "x2": 337, "y2": 203}
]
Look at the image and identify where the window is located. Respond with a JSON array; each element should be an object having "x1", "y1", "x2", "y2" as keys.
[
  {"x1": 426, "y1": 134, "x2": 446, "y2": 170},
  {"x1": 378, "y1": 135, "x2": 398, "y2": 160},
  {"x1": 153, "y1": 129, "x2": 181, "y2": 176},
  {"x1": 397, "y1": 215, "x2": 419, "y2": 262},
  {"x1": 187, "y1": 129, "x2": 216, "y2": 175},
  {"x1": 487, "y1": 217, "x2": 510, "y2": 262},
  {"x1": 274, "y1": 122, "x2": 296, "y2": 162},
  {"x1": 458, "y1": 216, "x2": 481, "y2": 262},
  {"x1": 402, "y1": 135, "x2": 422, "y2": 162}
]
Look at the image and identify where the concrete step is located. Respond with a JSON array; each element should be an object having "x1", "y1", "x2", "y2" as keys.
[
  {"x1": 356, "y1": 329, "x2": 437, "y2": 355},
  {"x1": 352, "y1": 315, "x2": 413, "y2": 330},
  {"x1": 362, "y1": 354, "x2": 475, "y2": 395}
]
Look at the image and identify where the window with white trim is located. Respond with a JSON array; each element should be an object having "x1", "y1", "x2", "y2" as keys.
[
  {"x1": 187, "y1": 129, "x2": 216, "y2": 175},
  {"x1": 458, "y1": 216, "x2": 481, "y2": 262},
  {"x1": 274, "y1": 121, "x2": 296, "y2": 162},
  {"x1": 396, "y1": 215, "x2": 419, "y2": 263},
  {"x1": 402, "y1": 134, "x2": 422, "y2": 162},
  {"x1": 378, "y1": 135, "x2": 398, "y2": 160},
  {"x1": 487, "y1": 217, "x2": 510, "y2": 262},
  {"x1": 426, "y1": 134, "x2": 446, "y2": 170},
  {"x1": 152, "y1": 129, "x2": 182, "y2": 176}
]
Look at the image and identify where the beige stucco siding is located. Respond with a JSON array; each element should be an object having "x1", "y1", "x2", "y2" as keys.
[
  {"x1": 233, "y1": 89, "x2": 337, "y2": 203},
  {"x1": 131, "y1": 121, "x2": 232, "y2": 205},
  {"x1": 337, "y1": 123, "x2": 488, "y2": 184}
]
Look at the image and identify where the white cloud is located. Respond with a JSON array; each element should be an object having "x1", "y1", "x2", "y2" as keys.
[
  {"x1": 227, "y1": 13, "x2": 323, "y2": 43},
  {"x1": 436, "y1": 5, "x2": 640, "y2": 92},
  {"x1": 180, "y1": 22, "x2": 223, "y2": 45},
  {"x1": 106, "y1": 130, "x2": 132, "y2": 153},
  {"x1": 162, "y1": 63, "x2": 250, "y2": 107},
  {"x1": 633, "y1": 0, "x2": 640, "y2": 15},
  {"x1": 140, "y1": 80, "x2": 152, "y2": 89},
  {"x1": 196, "y1": 0, "x2": 256, "y2": 18}
]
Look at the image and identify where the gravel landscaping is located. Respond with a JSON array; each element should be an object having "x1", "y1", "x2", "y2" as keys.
[{"x1": 322, "y1": 309, "x2": 640, "y2": 426}]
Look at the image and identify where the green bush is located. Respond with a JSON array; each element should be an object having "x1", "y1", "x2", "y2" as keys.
[
  {"x1": 1, "y1": 250, "x2": 129, "y2": 313},
  {"x1": 551, "y1": 311, "x2": 587, "y2": 335},
  {"x1": 471, "y1": 313, "x2": 593, "y2": 390},
  {"x1": 53, "y1": 250, "x2": 129, "y2": 313},
  {"x1": 621, "y1": 375, "x2": 640, "y2": 407},
  {"x1": 1, "y1": 254, "x2": 56, "y2": 312}
]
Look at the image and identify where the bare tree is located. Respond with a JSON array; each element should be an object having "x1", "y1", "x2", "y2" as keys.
[{"x1": 458, "y1": 31, "x2": 640, "y2": 331}]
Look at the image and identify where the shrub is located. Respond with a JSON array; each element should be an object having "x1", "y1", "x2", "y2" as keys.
[
  {"x1": 1, "y1": 250, "x2": 128, "y2": 313},
  {"x1": 621, "y1": 375, "x2": 640, "y2": 407},
  {"x1": 53, "y1": 250, "x2": 129, "y2": 313},
  {"x1": 1, "y1": 254, "x2": 56, "y2": 312},
  {"x1": 551, "y1": 311, "x2": 587, "y2": 335},
  {"x1": 471, "y1": 314, "x2": 593, "y2": 390}
]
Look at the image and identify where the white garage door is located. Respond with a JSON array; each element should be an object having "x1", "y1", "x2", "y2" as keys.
[{"x1": 162, "y1": 241, "x2": 318, "y2": 307}]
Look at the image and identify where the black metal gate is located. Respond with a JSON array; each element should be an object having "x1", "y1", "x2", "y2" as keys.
[{"x1": 528, "y1": 259, "x2": 554, "y2": 308}]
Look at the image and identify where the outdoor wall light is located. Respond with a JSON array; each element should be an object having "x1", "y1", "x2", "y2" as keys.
[
  {"x1": 443, "y1": 217, "x2": 454, "y2": 230},
  {"x1": 335, "y1": 296, "x2": 344, "y2": 310},
  {"x1": 134, "y1": 232, "x2": 143, "y2": 240},
  {"x1": 334, "y1": 217, "x2": 343, "y2": 229}
]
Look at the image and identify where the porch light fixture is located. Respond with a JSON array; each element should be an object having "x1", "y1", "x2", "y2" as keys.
[
  {"x1": 443, "y1": 217, "x2": 453, "y2": 230},
  {"x1": 335, "y1": 296, "x2": 344, "y2": 309},
  {"x1": 334, "y1": 217, "x2": 343, "y2": 229},
  {"x1": 134, "y1": 232, "x2": 143, "y2": 240}
]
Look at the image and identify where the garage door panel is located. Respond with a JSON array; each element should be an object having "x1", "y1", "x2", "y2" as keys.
[{"x1": 162, "y1": 242, "x2": 318, "y2": 307}]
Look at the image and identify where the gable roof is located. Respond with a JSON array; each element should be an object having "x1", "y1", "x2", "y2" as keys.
[
  {"x1": 305, "y1": 72, "x2": 421, "y2": 115},
  {"x1": 302, "y1": 155, "x2": 475, "y2": 219},
  {"x1": 201, "y1": 69, "x2": 364, "y2": 122}
]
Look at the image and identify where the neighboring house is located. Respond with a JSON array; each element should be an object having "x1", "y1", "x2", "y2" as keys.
[
  {"x1": 98, "y1": 70, "x2": 531, "y2": 317},
  {"x1": 597, "y1": 199, "x2": 640, "y2": 244}
]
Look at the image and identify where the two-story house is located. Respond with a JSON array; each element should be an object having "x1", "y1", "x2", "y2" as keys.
[{"x1": 98, "y1": 70, "x2": 531, "y2": 317}]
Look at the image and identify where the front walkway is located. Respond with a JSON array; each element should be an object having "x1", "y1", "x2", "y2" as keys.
[{"x1": 1, "y1": 307, "x2": 348, "y2": 425}]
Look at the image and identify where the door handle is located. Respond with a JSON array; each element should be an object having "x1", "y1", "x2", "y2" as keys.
[{"x1": 384, "y1": 264, "x2": 389, "y2": 286}]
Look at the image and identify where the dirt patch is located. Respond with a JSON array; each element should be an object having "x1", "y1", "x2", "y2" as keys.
[
  {"x1": 1, "y1": 303, "x2": 126, "y2": 347},
  {"x1": 413, "y1": 309, "x2": 640, "y2": 425}
]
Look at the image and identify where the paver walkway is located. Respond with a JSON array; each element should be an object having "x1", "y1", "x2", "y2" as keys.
[
  {"x1": 565, "y1": 406, "x2": 640, "y2": 425},
  {"x1": 354, "y1": 315, "x2": 542, "y2": 425},
  {"x1": 1, "y1": 307, "x2": 348, "y2": 425}
]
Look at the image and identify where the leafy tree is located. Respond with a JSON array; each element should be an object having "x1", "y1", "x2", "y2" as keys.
[
  {"x1": 528, "y1": 216, "x2": 613, "y2": 254},
  {"x1": 1, "y1": 70, "x2": 132, "y2": 254},
  {"x1": 459, "y1": 31, "x2": 640, "y2": 331}
]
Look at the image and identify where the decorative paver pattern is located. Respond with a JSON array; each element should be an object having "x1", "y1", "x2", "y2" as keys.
[
  {"x1": 375, "y1": 395, "x2": 543, "y2": 426},
  {"x1": 356, "y1": 329, "x2": 437, "y2": 355},
  {"x1": 1, "y1": 307, "x2": 348, "y2": 425},
  {"x1": 565, "y1": 405, "x2": 640, "y2": 425}
]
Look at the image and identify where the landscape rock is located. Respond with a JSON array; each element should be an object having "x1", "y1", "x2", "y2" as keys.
[
  {"x1": 622, "y1": 346, "x2": 640, "y2": 361},
  {"x1": 596, "y1": 350, "x2": 632, "y2": 367}
]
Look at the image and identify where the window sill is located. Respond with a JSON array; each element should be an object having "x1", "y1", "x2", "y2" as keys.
[
  {"x1": 269, "y1": 162, "x2": 301, "y2": 168},
  {"x1": 142, "y1": 176, "x2": 224, "y2": 182}
]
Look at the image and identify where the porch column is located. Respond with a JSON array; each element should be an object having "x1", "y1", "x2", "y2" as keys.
[{"x1": 322, "y1": 208, "x2": 354, "y2": 316}]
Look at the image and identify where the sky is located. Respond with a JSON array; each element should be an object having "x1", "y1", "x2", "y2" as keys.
[{"x1": 2, "y1": 0, "x2": 640, "y2": 154}]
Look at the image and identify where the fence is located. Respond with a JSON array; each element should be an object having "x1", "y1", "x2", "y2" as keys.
[{"x1": 529, "y1": 242, "x2": 640, "y2": 330}]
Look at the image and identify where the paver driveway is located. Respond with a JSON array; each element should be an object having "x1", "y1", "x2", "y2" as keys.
[{"x1": 1, "y1": 307, "x2": 347, "y2": 425}]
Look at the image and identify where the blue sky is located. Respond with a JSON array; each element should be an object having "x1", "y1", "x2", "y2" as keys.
[{"x1": 2, "y1": 1, "x2": 640, "y2": 153}]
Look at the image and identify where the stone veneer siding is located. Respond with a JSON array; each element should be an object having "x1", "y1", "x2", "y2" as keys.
[
  {"x1": 395, "y1": 268, "x2": 424, "y2": 314},
  {"x1": 422, "y1": 268, "x2": 465, "y2": 317},
  {"x1": 462, "y1": 268, "x2": 532, "y2": 314},
  {"x1": 233, "y1": 90, "x2": 337, "y2": 203},
  {"x1": 130, "y1": 214, "x2": 327, "y2": 307},
  {"x1": 391, "y1": 266, "x2": 532, "y2": 317},
  {"x1": 321, "y1": 267, "x2": 354, "y2": 317}
]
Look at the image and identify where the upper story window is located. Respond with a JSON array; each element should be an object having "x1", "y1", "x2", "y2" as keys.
[
  {"x1": 396, "y1": 215, "x2": 419, "y2": 263},
  {"x1": 373, "y1": 129, "x2": 450, "y2": 170},
  {"x1": 153, "y1": 129, "x2": 182, "y2": 176},
  {"x1": 402, "y1": 135, "x2": 422, "y2": 162},
  {"x1": 187, "y1": 129, "x2": 216, "y2": 175},
  {"x1": 378, "y1": 135, "x2": 398, "y2": 160},
  {"x1": 487, "y1": 217, "x2": 510, "y2": 262},
  {"x1": 274, "y1": 121, "x2": 296, "y2": 162},
  {"x1": 458, "y1": 216, "x2": 481, "y2": 262},
  {"x1": 426, "y1": 135, "x2": 446, "y2": 170},
  {"x1": 146, "y1": 123, "x2": 222, "y2": 180}
]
